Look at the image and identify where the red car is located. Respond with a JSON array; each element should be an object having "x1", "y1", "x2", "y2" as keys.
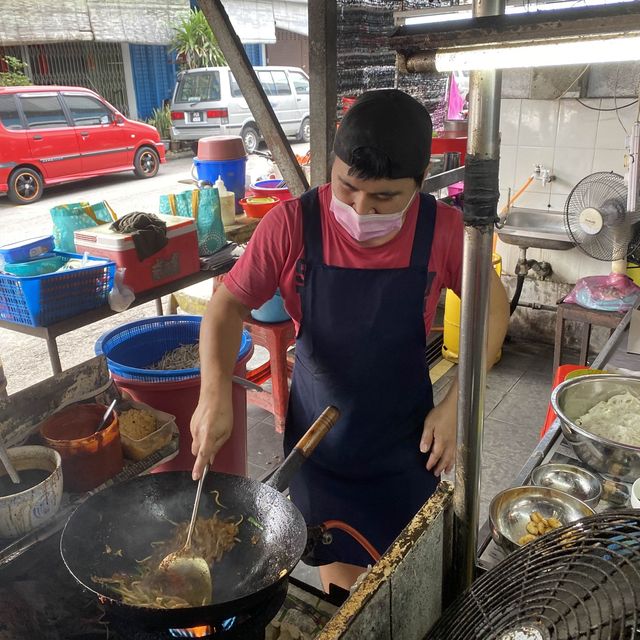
[{"x1": 0, "y1": 86, "x2": 166, "y2": 204}]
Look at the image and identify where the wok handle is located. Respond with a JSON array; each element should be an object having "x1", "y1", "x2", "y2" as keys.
[{"x1": 266, "y1": 406, "x2": 340, "y2": 493}]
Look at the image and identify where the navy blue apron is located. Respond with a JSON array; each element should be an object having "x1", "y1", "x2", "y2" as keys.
[{"x1": 285, "y1": 187, "x2": 439, "y2": 567}]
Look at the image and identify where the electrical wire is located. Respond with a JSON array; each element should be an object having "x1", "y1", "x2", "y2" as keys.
[
  {"x1": 555, "y1": 64, "x2": 590, "y2": 100},
  {"x1": 614, "y1": 66, "x2": 629, "y2": 135},
  {"x1": 576, "y1": 98, "x2": 638, "y2": 112}
]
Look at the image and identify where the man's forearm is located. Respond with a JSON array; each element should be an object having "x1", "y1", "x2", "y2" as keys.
[{"x1": 199, "y1": 285, "x2": 247, "y2": 401}]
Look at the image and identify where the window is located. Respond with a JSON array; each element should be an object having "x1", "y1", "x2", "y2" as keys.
[
  {"x1": 20, "y1": 95, "x2": 68, "y2": 129},
  {"x1": 258, "y1": 71, "x2": 276, "y2": 96},
  {"x1": 176, "y1": 71, "x2": 221, "y2": 103},
  {"x1": 229, "y1": 73, "x2": 243, "y2": 98},
  {"x1": 271, "y1": 71, "x2": 291, "y2": 96},
  {"x1": 290, "y1": 72, "x2": 309, "y2": 95},
  {"x1": 64, "y1": 94, "x2": 112, "y2": 126},
  {"x1": 0, "y1": 95, "x2": 23, "y2": 130}
]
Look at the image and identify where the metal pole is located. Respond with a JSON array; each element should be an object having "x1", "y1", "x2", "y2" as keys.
[
  {"x1": 308, "y1": 0, "x2": 337, "y2": 186},
  {"x1": 452, "y1": 0, "x2": 505, "y2": 595},
  {"x1": 198, "y1": 0, "x2": 309, "y2": 197}
]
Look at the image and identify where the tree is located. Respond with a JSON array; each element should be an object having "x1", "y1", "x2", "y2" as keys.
[
  {"x1": 0, "y1": 56, "x2": 30, "y2": 86},
  {"x1": 171, "y1": 9, "x2": 226, "y2": 69}
]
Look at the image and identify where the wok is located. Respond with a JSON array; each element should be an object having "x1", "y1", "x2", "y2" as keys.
[{"x1": 60, "y1": 406, "x2": 339, "y2": 630}]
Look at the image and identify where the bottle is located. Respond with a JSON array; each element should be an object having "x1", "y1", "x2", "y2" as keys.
[{"x1": 214, "y1": 175, "x2": 236, "y2": 226}]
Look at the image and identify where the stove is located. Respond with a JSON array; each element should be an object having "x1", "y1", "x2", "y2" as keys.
[{"x1": 0, "y1": 535, "x2": 338, "y2": 640}]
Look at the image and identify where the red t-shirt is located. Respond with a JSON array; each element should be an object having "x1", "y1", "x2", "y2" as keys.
[{"x1": 225, "y1": 183, "x2": 464, "y2": 334}]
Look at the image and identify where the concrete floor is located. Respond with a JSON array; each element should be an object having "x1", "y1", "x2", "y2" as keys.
[{"x1": 244, "y1": 336, "x2": 559, "y2": 589}]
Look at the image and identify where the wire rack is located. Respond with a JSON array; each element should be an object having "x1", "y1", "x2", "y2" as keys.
[{"x1": 428, "y1": 511, "x2": 640, "y2": 640}]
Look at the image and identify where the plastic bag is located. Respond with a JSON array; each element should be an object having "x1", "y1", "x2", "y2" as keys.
[
  {"x1": 49, "y1": 201, "x2": 118, "y2": 252},
  {"x1": 564, "y1": 273, "x2": 640, "y2": 312},
  {"x1": 159, "y1": 188, "x2": 226, "y2": 256},
  {"x1": 108, "y1": 268, "x2": 135, "y2": 312}
]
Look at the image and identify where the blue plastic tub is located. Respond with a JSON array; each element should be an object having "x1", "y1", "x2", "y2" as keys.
[
  {"x1": 251, "y1": 290, "x2": 291, "y2": 323},
  {"x1": 194, "y1": 157, "x2": 246, "y2": 212},
  {"x1": 0, "y1": 252, "x2": 115, "y2": 327},
  {"x1": 0, "y1": 235, "x2": 55, "y2": 264},
  {"x1": 95, "y1": 315, "x2": 253, "y2": 382}
]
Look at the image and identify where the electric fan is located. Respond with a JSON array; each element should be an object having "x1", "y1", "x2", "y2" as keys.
[
  {"x1": 564, "y1": 171, "x2": 640, "y2": 273},
  {"x1": 427, "y1": 510, "x2": 640, "y2": 640}
]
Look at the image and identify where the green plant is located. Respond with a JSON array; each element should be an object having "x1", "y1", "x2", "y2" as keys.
[
  {"x1": 171, "y1": 9, "x2": 226, "y2": 69},
  {"x1": 0, "y1": 56, "x2": 30, "y2": 86},
  {"x1": 147, "y1": 103, "x2": 172, "y2": 140}
]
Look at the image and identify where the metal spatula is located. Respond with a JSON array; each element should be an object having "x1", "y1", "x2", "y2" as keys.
[{"x1": 158, "y1": 464, "x2": 212, "y2": 606}]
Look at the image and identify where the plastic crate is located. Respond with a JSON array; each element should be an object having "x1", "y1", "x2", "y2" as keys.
[
  {"x1": 0, "y1": 252, "x2": 115, "y2": 327},
  {"x1": 95, "y1": 315, "x2": 252, "y2": 382}
]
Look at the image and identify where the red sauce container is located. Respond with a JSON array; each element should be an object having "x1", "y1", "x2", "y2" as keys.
[{"x1": 39, "y1": 403, "x2": 123, "y2": 492}]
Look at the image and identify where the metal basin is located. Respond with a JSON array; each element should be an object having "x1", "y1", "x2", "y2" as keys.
[
  {"x1": 551, "y1": 374, "x2": 640, "y2": 482},
  {"x1": 489, "y1": 486, "x2": 595, "y2": 553},
  {"x1": 497, "y1": 207, "x2": 574, "y2": 251}
]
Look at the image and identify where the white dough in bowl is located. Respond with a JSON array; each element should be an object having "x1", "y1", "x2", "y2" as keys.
[{"x1": 576, "y1": 391, "x2": 640, "y2": 446}]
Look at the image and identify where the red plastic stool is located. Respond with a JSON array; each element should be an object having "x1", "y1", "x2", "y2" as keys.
[
  {"x1": 243, "y1": 316, "x2": 296, "y2": 433},
  {"x1": 539, "y1": 364, "x2": 588, "y2": 439}
]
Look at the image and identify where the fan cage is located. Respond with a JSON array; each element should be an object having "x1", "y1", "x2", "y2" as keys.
[{"x1": 427, "y1": 511, "x2": 640, "y2": 640}]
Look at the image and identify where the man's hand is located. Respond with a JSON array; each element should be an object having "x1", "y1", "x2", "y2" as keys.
[
  {"x1": 190, "y1": 390, "x2": 233, "y2": 481},
  {"x1": 419, "y1": 388, "x2": 457, "y2": 476}
]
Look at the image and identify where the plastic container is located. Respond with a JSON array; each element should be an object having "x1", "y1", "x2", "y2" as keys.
[
  {"x1": 0, "y1": 446, "x2": 63, "y2": 538},
  {"x1": 214, "y1": 175, "x2": 236, "y2": 226},
  {"x1": 239, "y1": 195, "x2": 280, "y2": 219},
  {"x1": 197, "y1": 136, "x2": 246, "y2": 161},
  {"x1": 95, "y1": 316, "x2": 254, "y2": 382},
  {"x1": 73, "y1": 214, "x2": 199, "y2": 294},
  {"x1": 118, "y1": 401, "x2": 176, "y2": 462},
  {"x1": 39, "y1": 403, "x2": 123, "y2": 493},
  {"x1": 442, "y1": 253, "x2": 502, "y2": 364},
  {"x1": 95, "y1": 316, "x2": 253, "y2": 474},
  {"x1": 249, "y1": 179, "x2": 292, "y2": 202},
  {"x1": 2, "y1": 253, "x2": 66, "y2": 277},
  {"x1": 251, "y1": 290, "x2": 290, "y2": 323},
  {"x1": 0, "y1": 235, "x2": 55, "y2": 264},
  {"x1": 0, "y1": 251, "x2": 115, "y2": 327},
  {"x1": 194, "y1": 153, "x2": 246, "y2": 213}
]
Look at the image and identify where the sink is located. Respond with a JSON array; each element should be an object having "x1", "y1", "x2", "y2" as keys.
[{"x1": 497, "y1": 207, "x2": 575, "y2": 251}]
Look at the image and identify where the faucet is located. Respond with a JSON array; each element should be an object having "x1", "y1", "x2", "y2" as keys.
[{"x1": 534, "y1": 164, "x2": 555, "y2": 187}]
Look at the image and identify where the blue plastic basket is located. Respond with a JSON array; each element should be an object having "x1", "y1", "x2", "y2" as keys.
[
  {"x1": 0, "y1": 252, "x2": 115, "y2": 327},
  {"x1": 95, "y1": 315, "x2": 252, "y2": 383}
]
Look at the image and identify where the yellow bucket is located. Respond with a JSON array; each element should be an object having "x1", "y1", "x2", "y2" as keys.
[
  {"x1": 442, "y1": 253, "x2": 502, "y2": 364},
  {"x1": 627, "y1": 261, "x2": 640, "y2": 288}
]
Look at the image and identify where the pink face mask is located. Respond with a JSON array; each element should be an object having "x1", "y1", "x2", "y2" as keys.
[{"x1": 330, "y1": 190, "x2": 417, "y2": 242}]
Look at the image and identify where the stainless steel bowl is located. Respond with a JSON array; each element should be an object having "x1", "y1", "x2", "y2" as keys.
[
  {"x1": 489, "y1": 486, "x2": 595, "y2": 553},
  {"x1": 531, "y1": 463, "x2": 602, "y2": 508},
  {"x1": 551, "y1": 374, "x2": 640, "y2": 482}
]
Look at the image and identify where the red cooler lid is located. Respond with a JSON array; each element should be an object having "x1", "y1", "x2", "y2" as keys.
[{"x1": 197, "y1": 136, "x2": 246, "y2": 161}]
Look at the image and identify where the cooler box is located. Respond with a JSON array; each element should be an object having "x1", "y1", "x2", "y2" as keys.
[{"x1": 74, "y1": 214, "x2": 200, "y2": 294}]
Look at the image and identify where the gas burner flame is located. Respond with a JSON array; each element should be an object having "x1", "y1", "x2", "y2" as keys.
[{"x1": 168, "y1": 618, "x2": 236, "y2": 637}]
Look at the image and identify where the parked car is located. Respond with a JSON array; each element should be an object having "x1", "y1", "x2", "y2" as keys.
[
  {"x1": 170, "y1": 66, "x2": 310, "y2": 154},
  {"x1": 0, "y1": 86, "x2": 166, "y2": 205}
]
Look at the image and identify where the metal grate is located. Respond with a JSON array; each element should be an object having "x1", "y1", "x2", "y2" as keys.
[
  {"x1": 0, "y1": 42, "x2": 128, "y2": 115},
  {"x1": 428, "y1": 511, "x2": 640, "y2": 640}
]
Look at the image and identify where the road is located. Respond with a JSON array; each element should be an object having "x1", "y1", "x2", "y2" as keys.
[
  {"x1": 0, "y1": 143, "x2": 308, "y2": 245},
  {"x1": 0, "y1": 143, "x2": 308, "y2": 394}
]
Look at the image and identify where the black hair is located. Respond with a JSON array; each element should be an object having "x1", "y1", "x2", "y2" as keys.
[{"x1": 346, "y1": 147, "x2": 426, "y2": 187}]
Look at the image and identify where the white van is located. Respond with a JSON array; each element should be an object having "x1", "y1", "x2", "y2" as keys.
[{"x1": 170, "y1": 66, "x2": 310, "y2": 153}]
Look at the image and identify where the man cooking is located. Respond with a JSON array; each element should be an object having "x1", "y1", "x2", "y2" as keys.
[{"x1": 190, "y1": 89, "x2": 509, "y2": 592}]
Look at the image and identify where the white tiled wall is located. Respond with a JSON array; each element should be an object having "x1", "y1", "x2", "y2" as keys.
[{"x1": 497, "y1": 98, "x2": 637, "y2": 283}]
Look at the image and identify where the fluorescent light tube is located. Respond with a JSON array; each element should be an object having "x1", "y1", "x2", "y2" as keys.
[{"x1": 435, "y1": 35, "x2": 640, "y2": 70}]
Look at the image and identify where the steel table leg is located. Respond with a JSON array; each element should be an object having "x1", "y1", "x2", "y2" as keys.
[{"x1": 46, "y1": 336, "x2": 63, "y2": 375}]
